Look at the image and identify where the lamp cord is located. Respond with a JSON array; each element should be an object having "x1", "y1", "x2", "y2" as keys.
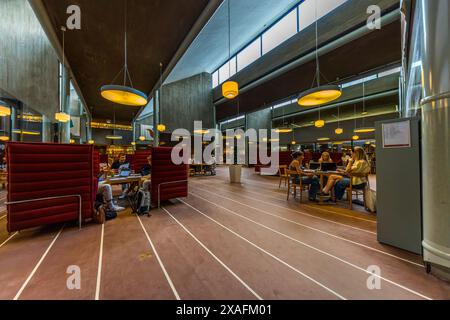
[
  {"x1": 159, "y1": 62, "x2": 163, "y2": 124},
  {"x1": 228, "y1": 0, "x2": 231, "y2": 72},
  {"x1": 315, "y1": 0, "x2": 320, "y2": 87},
  {"x1": 61, "y1": 27, "x2": 65, "y2": 113},
  {"x1": 362, "y1": 81, "x2": 366, "y2": 127}
]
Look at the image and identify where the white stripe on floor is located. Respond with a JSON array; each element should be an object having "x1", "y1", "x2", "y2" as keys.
[
  {"x1": 136, "y1": 214, "x2": 180, "y2": 300},
  {"x1": 191, "y1": 184, "x2": 376, "y2": 235},
  {"x1": 193, "y1": 179, "x2": 377, "y2": 224},
  {"x1": 186, "y1": 194, "x2": 431, "y2": 300},
  {"x1": 95, "y1": 223, "x2": 104, "y2": 300},
  {"x1": 178, "y1": 199, "x2": 347, "y2": 300},
  {"x1": 14, "y1": 226, "x2": 64, "y2": 300},
  {"x1": 162, "y1": 206, "x2": 263, "y2": 300},
  {"x1": 189, "y1": 191, "x2": 423, "y2": 268},
  {"x1": 0, "y1": 232, "x2": 18, "y2": 249}
]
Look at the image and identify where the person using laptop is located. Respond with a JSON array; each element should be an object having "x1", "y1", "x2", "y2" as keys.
[
  {"x1": 319, "y1": 147, "x2": 370, "y2": 199},
  {"x1": 289, "y1": 151, "x2": 320, "y2": 202},
  {"x1": 111, "y1": 154, "x2": 129, "y2": 170},
  {"x1": 319, "y1": 152, "x2": 333, "y2": 164}
]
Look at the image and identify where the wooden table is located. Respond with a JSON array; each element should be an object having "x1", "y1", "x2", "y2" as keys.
[{"x1": 104, "y1": 175, "x2": 145, "y2": 186}]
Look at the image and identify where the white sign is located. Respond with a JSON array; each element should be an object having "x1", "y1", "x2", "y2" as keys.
[{"x1": 382, "y1": 120, "x2": 411, "y2": 148}]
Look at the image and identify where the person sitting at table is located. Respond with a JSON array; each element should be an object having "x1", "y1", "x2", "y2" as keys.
[
  {"x1": 111, "y1": 154, "x2": 129, "y2": 170},
  {"x1": 137, "y1": 154, "x2": 152, "y2": 214},
  {"x1": 97, "y1": 180, "x2": 126, "y2": 213},
  {"x1": 320, "y1": 147, "x2": 370, "y2": 199},
  {"x1": 289, "y1": 151, "x2": 320, "y2": 202},
  {"x1": 319, "y1": 152, "x2": 333, "y2": 164},
  {"x1": 341, "y1": 152, "x2": 351, "y2": 166},
  {"x1": 111, "y1": 154, "x2": 131, "y2": 199}
]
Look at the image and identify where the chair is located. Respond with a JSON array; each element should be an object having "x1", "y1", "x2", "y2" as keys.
[
  {"x1": 346, "y1": 173, "x2": 369, "y2": 210},
  {"x1": 278, "y1": 165, "x2": 288, "y2": 188},
  {"x1": 286, "y1": 170, "x2": 309, "y2": 202}
]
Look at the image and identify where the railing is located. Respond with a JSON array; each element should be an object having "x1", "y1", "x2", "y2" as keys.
[
  {"x1": 157, "y1": 180, "x2": 188, "y2": 208},
  {"x1": 6, "y1": 195, "x2": 83, "y2": 230}
]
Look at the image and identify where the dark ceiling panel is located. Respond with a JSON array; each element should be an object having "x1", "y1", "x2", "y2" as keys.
[
  {"x1": 216, "y1": 21, "x2": 401, "y2": 121},
  {"x1": 42, "y1": 0, "x2": 210, "y2": 123}
]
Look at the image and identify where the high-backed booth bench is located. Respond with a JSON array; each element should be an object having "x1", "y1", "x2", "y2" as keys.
[
  {"x1": 132, "y1": 149, "x2": 152, "y2": 173},
  {"x1": 151, "y1": 147, "x2": 188, "y2": 207},
  {"x1": 6, "y1": 142, "x2": 96, "y2": 233}
]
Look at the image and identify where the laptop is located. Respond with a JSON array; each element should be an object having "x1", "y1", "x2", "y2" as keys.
[
  {"x1": 309, "y1": 162, "x2": 321, "y2": 170},
  {"x1": 119, "y1": 168, "x2": 131, "y2": 177},
  {"x1": 321, "y1": 162, "x2": 338, "y2": 172}
]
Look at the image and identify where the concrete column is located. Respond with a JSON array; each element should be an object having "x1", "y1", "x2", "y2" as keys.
[
  {"x1": 59, "y1": 67, "x2": 71, "y2": 143},
  {"x1": 414, "y1": 0, "x2": 450, "y2": 272},
  {"x1": 41, "y1": 115, "x2": 53, "y2": 142},
  {"x1": 154, "y1": 90, "x2": 160, "y2": 146}
]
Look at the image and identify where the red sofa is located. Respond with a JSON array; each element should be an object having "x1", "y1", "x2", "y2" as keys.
[
  {"x1": 6, "y1": 142, "x2": 96, "y2": 232},
  {"x1": 150, "y1": 147, "x2": 188, "y2": 207}
]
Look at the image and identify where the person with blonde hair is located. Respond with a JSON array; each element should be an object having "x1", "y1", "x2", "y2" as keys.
[
  {"x1": 318, "y1": 151, "x2": 333, "y2": 164},
  {"x1": 320, "y1": 147, "x2": 370, "y2": 199}
]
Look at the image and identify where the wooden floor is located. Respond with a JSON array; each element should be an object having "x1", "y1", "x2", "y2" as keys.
[{"x1": 0, "y1": 167, "x2": 449, "y2": 300}]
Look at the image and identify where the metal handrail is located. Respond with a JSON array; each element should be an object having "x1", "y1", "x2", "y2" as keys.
[
  {"x1": 6, "y1": 195, "x2": 83, "y2": 230},
  {"x1": 157, "y1": 180, "x2": 188, "y2": 208}
]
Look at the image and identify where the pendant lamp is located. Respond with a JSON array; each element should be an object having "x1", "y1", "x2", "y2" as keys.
[
  {"x1": 222, "y1": 0, "x2": 239, "y2": 100},
  {"x1": 88, "y1": 140, "x2": 95, "y2": 145},
  {"x1": 298, "y1": 0, "x2": 341, "y2": 107},
  {"x1": 156, "y1": 63, "x2": 166, "y2": 133},
  {"x1": 352, "y1": 104, "x2": 359, "y2": 141},
  {"x1": 0, "y1": 100, "x2": 11, "y2": 117},
  {"x1": 314, "y1": 107, "x2": 325, "y2": 128},
  {"x1": 354, "y1": 82, "x2": 375, "y2": 133},
  {"x1": 55, "y1": 27, "x2": 71, "y2": 123},
  {"x1": 335, "y1": 105, "x2": 343, "y2": 135},
  {"x1": 276, "y1": 106, "x2": 293, "y2": 133},
  {"x1": 101, "y1": 0, "x2": 148, "y2": 106},
  {"x1": 106, "y1": 107, "x2": 123, "y2": 140},
  {"x1": 139, "y1": 135, "x2": 146, "y2": 141}
]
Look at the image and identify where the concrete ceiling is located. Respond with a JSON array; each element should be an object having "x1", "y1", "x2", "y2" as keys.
[
  {"x1": 41, "y1": 0, "x2": 211, "y2": 123},
  {"x1": 165, "y1": 0, "x2": 302, "y2": 84}
]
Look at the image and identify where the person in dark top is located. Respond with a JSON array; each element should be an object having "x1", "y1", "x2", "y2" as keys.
[
  {"x1": 289, "y1": 151, "x2": 320, "y2": 202},
  {"x1": 140, "y1": 154, "x2": 152, "y2": 177},
  {"x1": 111, "y1": 154, "x2": 129, "y2": 170}
]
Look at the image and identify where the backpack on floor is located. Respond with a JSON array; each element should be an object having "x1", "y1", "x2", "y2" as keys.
[{"x1": 136, "y1": 189, "x2": 151, "y2": 215}]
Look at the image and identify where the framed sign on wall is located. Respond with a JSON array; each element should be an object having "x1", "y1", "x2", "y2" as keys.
[{"x1": 382, "y1": 120, "x2": 411, "y2": 148}]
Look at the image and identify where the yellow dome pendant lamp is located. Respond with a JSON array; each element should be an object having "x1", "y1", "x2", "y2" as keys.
[
  {"x1": 314, "y1": 107, "x2": 325, "y2": 128},
  {"x1": 55, "y1": 27, "x2": 71, "y2": 123},
  {"x1": 354, "y1": 82, "x2": 375, "y2": 134},
  {"x1": 352, "y1": 103, "x2": 360, "y2": 141},
  {"x1": 0, "y1": 100, "x2": 11, "y2": 117},
  {"x1": 297, "y1": 1, "x2": 341, "y2": 107},
  {"x1": 105, "y1": 107, "x2": 123, "y2": 141},
  {"x1": 335, "y1": 106, "x2": 343, "y2": 135},
  {"x1": 100, "y1": 0, "x2": 148, "y2": 107},
  {"x1": 222, "y1": 0, "x2": 239, "y2": 100},
  {"x1": 156, "y1": 63, "x2": 167, "y2": 135}
]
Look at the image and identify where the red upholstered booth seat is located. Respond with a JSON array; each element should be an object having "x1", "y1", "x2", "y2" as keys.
[
  {"x1": 132, "y1": 150, "x2": 152, "y2": 173},
  {"x1": 7, "y1": 143, "x2": 96, "y2": 232},
  {"x1": 151, "y1": 147, "x2": 188, "y2": 207}
]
